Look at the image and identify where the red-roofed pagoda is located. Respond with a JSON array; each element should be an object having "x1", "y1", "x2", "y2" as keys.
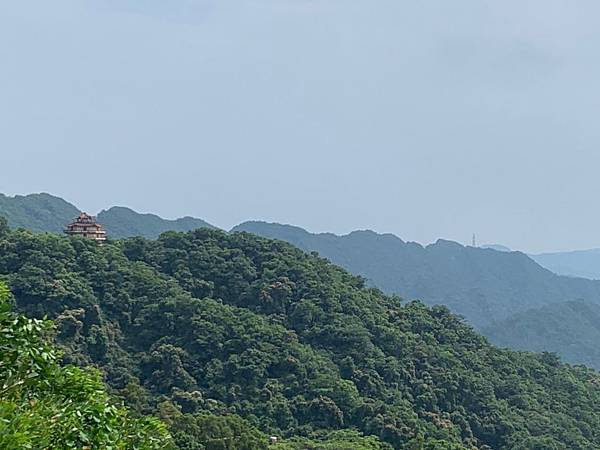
[{"x1": 64, "y1": 212, "x2": 107, "y2": 242}]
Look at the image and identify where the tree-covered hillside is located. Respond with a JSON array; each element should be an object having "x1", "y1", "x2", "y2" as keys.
[
  {"x1": 484, "y1": 300, "x2": 600, "y2": 370},
  {"x1": 1, "y1": 223, "x2": 599, "y2": 449},
  {"x1": 0, "y1": 193, "x2": 79, "y2": 233},
  {"x1": 232, "y1": 222, "x2": 600, "y2": 331},
  {"x1": 2, "y1": 265, "x2": 385, "y2": 450},
  {"x1": 0, "y1": 281, "x2": 171, "y2": 449},
  {"x1": 232, "y1": 222, "x2": 600, "y2": 369},
  {"x1": 0, "y1": 193, "x2": 216, "y2": 239},
  {"x1": 98, "y1": 206, "x2": 216, "y2": 239}
]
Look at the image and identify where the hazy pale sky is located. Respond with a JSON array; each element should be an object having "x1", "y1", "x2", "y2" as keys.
[{"x1": 1, "y1": 0, "x2": 600, "y2": 253}]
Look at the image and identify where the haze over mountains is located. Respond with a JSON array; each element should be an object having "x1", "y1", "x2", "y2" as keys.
[
  {"x1": 477, "y1": 239, "x2": 600, "y2": 280},
  {"x1": 232, "y1": 221, "x2": 600, "y2": 369},
  {"x1": 0, "y1": 193, "x2": 80, "y2": 233},
  {"x1": 4, "y1": 191, "x2": 599, "y2": 279},
  {"x1": 4, "y1": 224, "x2": 600, "y2": 448},
  {"x1": 97, "y1": 206, "x2": 216, "y2": 239},
  {"x1": 483, "y1": 300, "x2": 600, "y2": 370},
  {"x1": 529, "y1": 249, "x2": 600, "y2": 280},
  {"x1": 4, "y1": 192, "x2": 600, "y2": 368},
  {"x1": 0, "y1": 193, "x2": 216, "y2": 239},
  {"x1": 232, "y1": 221, "x2": 600, "y2": 328}
]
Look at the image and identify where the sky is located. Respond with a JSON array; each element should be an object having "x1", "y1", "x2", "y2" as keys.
[{"x1": 1, "y1": 0, "x2": 600, "y2": 253}]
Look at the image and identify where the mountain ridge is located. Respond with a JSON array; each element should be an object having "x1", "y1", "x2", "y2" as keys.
[
  {"x1": 0, "y1": 192, "x2": 80, "y2": 233},
  {"x1": 232, "y1": 221, "x2": 600, "y2": 368},
  {"x1": 6, "y1": 195, "x2": 600, "y2": 369},
  {"x1": 233, "y1": 221, "x2": 597, "y2": 328},
  {"x1": 2, "y1": 226, "x2": 600, "y2": 449},
  {"x1": 0, "y1": 193, "x2": 216, "y2": 239},
  {"x1": 530, "y1": 248, "x2": 600, "y2": 280},
  {"x1": 98, "y1": 206, "x2": 216, "y2": 239}
]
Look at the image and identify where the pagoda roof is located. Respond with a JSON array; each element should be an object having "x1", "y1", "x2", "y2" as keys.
[{"x1": 69, "y1": 212, "x2": 97, "y2": 222}]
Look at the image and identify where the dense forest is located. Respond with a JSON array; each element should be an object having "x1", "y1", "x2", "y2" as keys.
[
  {"x1": 8, "y1": 192, "x2": 600, "y2": 368},
  {"x1": 1, "y1": 217, "x2": 600, "y2": 449},
  {"x1": 0, "y1": 276, "x2": 381, "y2": 450},
  {"x1": 233, "y1": 221, "x2": 600, "y2": 368},
  {"x1": 0, "y1": 281, "x2": 171, "y2": 449}
]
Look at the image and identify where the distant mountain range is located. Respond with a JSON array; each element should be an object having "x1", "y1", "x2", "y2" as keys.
[
  {"x1": 97, "y1": 206, "x2": 216, "y2": 239},
  {"x1": 0, "y1": 193, "x2": 216, "y2": 239},
  {"x1": 231, "y1": 222, "x2": 600, "y2": 329},
  {"x1": 529, "y1": 249, "x2": 600, "y2": 280},
  {"x1": 479, "y1": 242, "x2": 600, "y2": 280},
  {"x1": 0, "y1": 193, "x2": 80, "y2": 233},
  {"x1": 5, "y1": 193, "x2": 600, "y2": 369},
  {"x1": 233, "y1": 221, "x2": 600, "y2": 368}
]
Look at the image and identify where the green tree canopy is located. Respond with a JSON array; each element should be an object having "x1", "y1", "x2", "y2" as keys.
[
  {"x1": 0, "y1": 281, "x2": 171, "y2": 449},
  {"x1": 1, "y1": 228, "x2": 600, "y2": 449}
]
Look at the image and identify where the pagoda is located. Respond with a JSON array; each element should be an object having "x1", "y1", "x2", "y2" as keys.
[{"x1": 64, "y1": 212, "x2": 107, "y2": 242}]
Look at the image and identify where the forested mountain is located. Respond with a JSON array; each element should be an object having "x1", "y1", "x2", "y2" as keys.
[
  {"x1": 98, "y1": 206, "x2": 216, "y2": 239},
  {"x1": 231, "y1": 222, "x2": 600, "y2": 369},
  {"x1": 0, "y1": 193, "x2": 215, "y2": 239},
  {"x1": 484, "y1": 300, "x2": 600, "y2": 370},
  {"x1": 6, "y1": 195, "x2": 600, "y2": 371},
  {"x1": 1, "y1": 222, "x2": 600, "y2": 449},
  {"x1": 0, "y1": 193, "x2": 79, "y2": 233},
  {"x1": 0, "y1": 281, "x2": 170, "y2": 449},
  {"x1": 530, "y1": 248, "x2": 600, "y2": 280},
  {"x1": 232, "y1": 222, "x2": 600, "y2": 329}
]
